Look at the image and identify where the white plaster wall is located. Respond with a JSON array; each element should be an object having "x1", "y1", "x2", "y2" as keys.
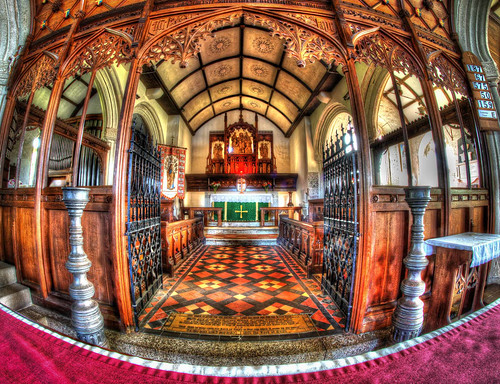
[{"x1": 289, "y1": 119, "x2": 308, "y2": 206}]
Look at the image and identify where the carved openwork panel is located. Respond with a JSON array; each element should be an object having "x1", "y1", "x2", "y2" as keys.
[
  {"x1": 64, "y1": 29, "x2": 134, "y2": 78},
  {"x1": 427, "y1": 52, "x2": 468, "y2": 95},
  {"x1": 355, "y1": 32, "x2": 423, "y2": 79},
  {"x1": 16, "y1": 54, "x2": 58, "y2": 98}
]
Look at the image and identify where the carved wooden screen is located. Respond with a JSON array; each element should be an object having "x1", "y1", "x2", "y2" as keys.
[
  {"x1": 321, "y1": 120, "x2": 360, "y2": 328},
  {"x1": 126, "y1": 119, "x2": 162, "y2": 329}
]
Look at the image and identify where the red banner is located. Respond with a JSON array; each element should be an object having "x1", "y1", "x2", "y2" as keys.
[{"x1": 158, "y1": 145, "x2": 186, "y2": 200}]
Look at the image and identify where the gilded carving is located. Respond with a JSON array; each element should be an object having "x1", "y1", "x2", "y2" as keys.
[
  {"x1": 250, "y1": 86, "x2": 264, "y2": 95},
  {"x1": 244, "y1": 13, "x2": 345, "y2": 68},
  {"x1": 216, "y1": 85, "x2": 232, "y2": 96}
]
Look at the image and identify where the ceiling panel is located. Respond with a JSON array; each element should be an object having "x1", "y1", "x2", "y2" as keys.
[
  {"x1": 210, "y1": 80, "x2": 240, "y2": 102},
  {"x1": 241, "y1": 79, "x2": 272, "y2": 102},
  {"x1": 170, "y1": 70, "x2": 206, "y2": 107},
  {"x1": 270, "y1": 92, "x2": 299, "y2": 121},
  {"x1": 241, "y1": 96, "x2": 268, "y2": 116},
  {"x1": 242, "y1": 58, "x2": 277, "y2": 87},
  {"x1": 282, "y1": 55, "x2": 326, "y2": 90},
  {"x1": 182, "y1": 91, "x2": 211, "y2": 121},
  {"x1": 190, "y1": 106, "x2": 214, "y2": 130},
  {"x1": 266, "y1": 106, "x2": 290, "y2": 133},
  {"x1": 205, "y1": 58, "x2": 240, "y2": 86},
  {"x1": 213, "y1": 96, "x2": 240, "y2": 115},
  {"x1": 243, "y1": 27, "x2": 283, "y2": 64},
  {"x1": 200, "y1": 27, "x2": 241, "y2": 65},
  {"x1": 275, "y1": 71, "x2": 310, "y2": 108},
  {"x1": 157, "y1": 59, "x2": 200, "y2": 89}
]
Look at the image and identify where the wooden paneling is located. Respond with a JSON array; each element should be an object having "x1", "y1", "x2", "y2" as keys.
[
  {"x1": 16, "y1": 207, "x2": 38, "y2": 285},
  {"x1": 0, "y1": 206, "x2": 15, "y2": 265},
  {"x1": 449, "y1": 208, "x2": 469, "y2": 235},
  {"x1": 367, "y1": 210, "x2": 409, "y2": 307}
]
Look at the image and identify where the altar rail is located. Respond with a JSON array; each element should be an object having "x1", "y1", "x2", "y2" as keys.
[
  {"x1": 277, "y1": 217, "x2": 323, "y2": 277},
  {"x1": 260, "y1": 207, "x2": 302, "y2": 226},
  {"x1": 161, "y1": 217, "x2": 205, "y2": 276},
  {"x1": 183, "y1": 207, "x2": 222, "y2": 226}
]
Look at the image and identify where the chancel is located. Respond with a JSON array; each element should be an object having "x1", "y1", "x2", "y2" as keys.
[{"x1": 0, "y1": 0, "x2": 500, "y2": 383}]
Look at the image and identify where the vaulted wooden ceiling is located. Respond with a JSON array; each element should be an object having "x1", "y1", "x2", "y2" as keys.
[{"x1": 146, "y1": 25, "x2": 341, "y2": 135}]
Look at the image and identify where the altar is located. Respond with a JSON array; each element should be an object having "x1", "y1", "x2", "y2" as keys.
[{"x1": 207, "y1": 192, "x2": 278, "y2": 222}]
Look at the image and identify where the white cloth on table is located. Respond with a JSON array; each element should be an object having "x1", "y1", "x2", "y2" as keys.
[{"x1": 425, "y1": 232, "x2": 500, "y2": 268}]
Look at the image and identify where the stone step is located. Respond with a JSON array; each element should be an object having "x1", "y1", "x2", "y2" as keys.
[
  {"x1": 0, "y1": 283, "x2": 32, "y2": 311},
  {"x1": 0, "y1": 262, "x2": 17, "y2": 288}
]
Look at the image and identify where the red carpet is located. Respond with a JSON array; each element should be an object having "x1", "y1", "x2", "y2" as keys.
[{"x1": 0, "y1": 301, "x2": 499, "y2": 383}]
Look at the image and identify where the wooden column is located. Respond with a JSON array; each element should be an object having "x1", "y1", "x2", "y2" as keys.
[
  {"x1": 111, "y1": 58, "x2": 142, "y2": 328},
  {"x1": 342, "y1": 58, "x2": 373, "y2": 333}
]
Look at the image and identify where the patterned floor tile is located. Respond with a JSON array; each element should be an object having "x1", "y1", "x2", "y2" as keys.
[{"x1": 140, "y1": 245, "x2": 346, "y2": 335}]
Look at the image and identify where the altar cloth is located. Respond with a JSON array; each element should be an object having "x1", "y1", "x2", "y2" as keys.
[{"x1": 425, "y1": 232, "x2": 500, "y2": 267}]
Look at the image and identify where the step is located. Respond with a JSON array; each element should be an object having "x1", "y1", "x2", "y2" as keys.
[
  {"x1": 206, "y1": 238, "x2": 277, "y2": 246},
  {"x1": 0, "y1": 262, "x2": 17, "y2": 288},
  {"x1": 205, "y1": 226, "x2": 278, "y2": 236},
  {"x1": 0, "y1": 283, "x2": 32, "y2": 311},
  {"x1": 207, "y1": 221, "x2": 275, "y2": 228}
]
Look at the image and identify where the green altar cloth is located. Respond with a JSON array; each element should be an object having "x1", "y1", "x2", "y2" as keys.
[{"x1": 213, "y1": 202, "x2": 269, "y2": 221}]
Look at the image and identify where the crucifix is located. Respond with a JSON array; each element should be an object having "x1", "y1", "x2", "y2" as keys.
[{"x1": 235, "y1": 205, "x2": 248, "y2": 219}]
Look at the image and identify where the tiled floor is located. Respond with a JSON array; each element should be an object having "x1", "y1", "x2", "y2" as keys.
[{"x1": 139, "y1": 245, "x2": 346, "y2": 338}]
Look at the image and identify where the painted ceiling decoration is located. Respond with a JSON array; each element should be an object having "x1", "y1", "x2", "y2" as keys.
[{"x1": 151, "y1": 23, "x2": 341, "y2": 135}]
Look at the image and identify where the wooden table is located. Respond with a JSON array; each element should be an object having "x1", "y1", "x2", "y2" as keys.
[
  {"x1": 260, "y1": 207, "x2": 302, "y2": 226},
  {"x1": 184, "y1": 207, "x2": 222, "y2": 226},
  {"x1": 425, "y1": 232, "x2": 500, "y2": 331}
]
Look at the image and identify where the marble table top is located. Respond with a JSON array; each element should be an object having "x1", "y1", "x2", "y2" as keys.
[{"x1": 426, "y1": 232, "x2": 500, "y2": 267}]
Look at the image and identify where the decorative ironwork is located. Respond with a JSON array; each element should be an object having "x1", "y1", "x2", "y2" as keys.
[
  {"x1": 393, "y1": 186, "x2": 431, "y2": 342},
  {"x1": 62, "y1": 187, "x2": 108, "y2": 347},
  {"x1": 321, "y1": 119, "x2": 359, "y2": 327},
  {"x1": 126, "y1": 120, "x2": 162, "y2": 329}
]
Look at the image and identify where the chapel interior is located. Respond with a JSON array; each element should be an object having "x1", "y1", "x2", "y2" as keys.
[{"x1": 0, "y1": 0, "x2": 500, "y2": 368}]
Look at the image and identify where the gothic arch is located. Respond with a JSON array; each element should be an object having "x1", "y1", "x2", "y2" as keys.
[
  {"x1": 95, "y1": 66, "x2": 123, "y2": 142},
  {"x1": 313, "y1": 102, "x2": 350, "y2": 163},
  {"x1": 139, "y1": 7, "x2": 347, "y2": 70},
  {"x1": 133, "y1": 102, "x2": 164, "y2": 144},
  {"x1": 360, "y1": 64, "x2": 389, "y2": 141}
]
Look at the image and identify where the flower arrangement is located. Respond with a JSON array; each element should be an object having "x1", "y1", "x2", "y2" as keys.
[
  {"x1": 262, "y1": 181, "x2": 272, "y2": 193},
  {"x1": 210, "y1": 181, "x2": 221, "y2": 193}
]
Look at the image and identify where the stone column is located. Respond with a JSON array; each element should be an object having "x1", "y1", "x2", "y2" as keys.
[
  {"x1": 393, "y1": 186, "x2": 431, "y2": 342},
  {"x1": 62, "y1": 187, "x2": 108, "y2": 347}
]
